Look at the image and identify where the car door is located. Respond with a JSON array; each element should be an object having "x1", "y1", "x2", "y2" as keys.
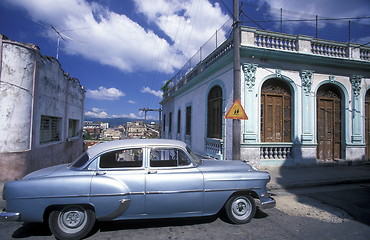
[
  {"x1": 145, "y1": 147, "x2": 204, "y2": 217},
  {"x1": 90, "y1": 147, "x2": 146, "y2": 220}
]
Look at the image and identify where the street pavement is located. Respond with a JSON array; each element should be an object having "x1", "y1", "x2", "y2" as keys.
[
  {"x1": 264, "y1": 164, "x2": 370, "y2": 190},
  {"x1": 1, "y1": 164, "x2": 370, "y2": 209}
]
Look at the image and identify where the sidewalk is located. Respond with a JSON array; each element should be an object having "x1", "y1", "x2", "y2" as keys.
[
  {"x1": 265, "y1": 164, "x2": 370, "y2": 190},
  {"x1": 1, "y1": 165, "x2": 369, "y2": 209}
]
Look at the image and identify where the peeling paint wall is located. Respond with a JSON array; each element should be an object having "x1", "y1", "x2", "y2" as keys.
[
  {"x1": 0, "y1": 41, "x2": 35, "y2": 152},
  {"x1": 0, "y1": 35, "x2": 85, "y2": 181}
]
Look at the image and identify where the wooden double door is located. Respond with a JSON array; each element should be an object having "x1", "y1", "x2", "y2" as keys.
[
  {"x1": 316, "y1": 85, "x2": 342, "y2": 161},
  {"x1": 365, "y1": 91, "x2": 370, "y2": 161},
  {"x1": 261, "y1": 79, "x2": 292, "y2": 143}
]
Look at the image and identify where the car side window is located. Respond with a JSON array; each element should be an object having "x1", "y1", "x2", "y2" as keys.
[
  {"x1": 150, "y1": 148, "x2": 191, "y2": 167},
  {"x1": 99, "y1": 148, "x2": 143, "y2": 168}
]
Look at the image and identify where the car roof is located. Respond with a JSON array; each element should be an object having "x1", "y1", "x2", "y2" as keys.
[{"x1": 86, "y1": 139, "x2": 187, "y2": 158}]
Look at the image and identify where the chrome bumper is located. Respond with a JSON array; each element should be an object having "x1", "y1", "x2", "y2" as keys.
[
  {"x1": 259, "y1": 197, "x2": 276, "y2": 209},
  {"x1": 0, "y1": 209, "x2": 20, "y2": 221}
]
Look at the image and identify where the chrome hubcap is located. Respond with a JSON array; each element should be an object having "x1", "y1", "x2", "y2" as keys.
[
  {"x1": 62, "y1": 211, "x2": 84, "y2": 228},
  {"x1": 57, "y1": 207, "x2": 87, "y2": 233},
  {"x1": 231, "y1": 198, "x2": 251, "y2": 220}
]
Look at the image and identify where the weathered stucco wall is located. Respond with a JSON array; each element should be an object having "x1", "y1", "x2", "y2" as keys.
[
  {"x1": 0, "y1": 41, "x2": 37, "y2": 152},
  {"x1": 0, "y1": 35, "x2": 85, "y2": 181},
  {"x1": 0, "y1": 138, "x2": 83, "y2": 181}
]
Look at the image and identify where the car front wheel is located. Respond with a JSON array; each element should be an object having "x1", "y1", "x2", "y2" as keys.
[
  {"x1": 49, "y1": 205, "x2": 95, "y2": 240},
  {"x1": 224, "y1": 194, "x2": 256, "y2": 224}
]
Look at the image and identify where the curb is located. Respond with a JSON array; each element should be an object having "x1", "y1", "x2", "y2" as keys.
[{"x1": 268, "y1": 177, "x2": 370, "y2": 190}]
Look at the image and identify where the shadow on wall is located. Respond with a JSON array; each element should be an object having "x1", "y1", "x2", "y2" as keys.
[{"x1": 0, "y1": 138, "x2": 84, "y2": 181}]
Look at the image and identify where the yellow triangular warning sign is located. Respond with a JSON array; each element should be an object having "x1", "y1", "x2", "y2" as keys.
[{"x1": 225, "y1": 99, "x2": 248, "y2": 120}]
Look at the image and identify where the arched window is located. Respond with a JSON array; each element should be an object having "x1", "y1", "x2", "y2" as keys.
[
  {"x1": 207, "y1": 86, "x2": 222, "y2": 139},
  {"x1": 261, "y1": 79, "x2": 292, "y2": 142},
  {"x1": 177, "y1": 109, "x2": 181, "y2": 134}
]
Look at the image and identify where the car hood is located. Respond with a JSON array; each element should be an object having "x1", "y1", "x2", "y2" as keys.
[
  {"x1": 198, "y1": 159, "x2": 255, "y2": 172},
  {"x1": 22, "y1": 164, "x2": 71, "y2": 180}
]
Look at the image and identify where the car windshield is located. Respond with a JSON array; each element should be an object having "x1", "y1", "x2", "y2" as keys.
[
  {"x1": 70, "y1": 152, "x2": 90, "y2": 168},
  {"x1": 186, "y1": 146, "x2": 202, "y2": 165}
]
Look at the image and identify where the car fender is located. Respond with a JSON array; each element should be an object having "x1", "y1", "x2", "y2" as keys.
[
  {"x1": 89, "y1": 174, "x2": 132, "y2": 220},
  {"x1": 4, "y1": 175, "x2": 92, "y2": 222}
]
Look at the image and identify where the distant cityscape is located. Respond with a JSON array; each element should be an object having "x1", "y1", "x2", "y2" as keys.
[{"x1": 83, "y1": 118, "x2": 161, "y2": 148}]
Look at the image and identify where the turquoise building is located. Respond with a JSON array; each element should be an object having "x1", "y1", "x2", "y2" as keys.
[{"x1": 161, "y1": 26, "x2": 370, "y2": 167}]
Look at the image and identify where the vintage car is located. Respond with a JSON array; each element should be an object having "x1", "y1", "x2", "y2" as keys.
[{"x1": 1, "y1": 139, "x2": 275, "y2": 240}]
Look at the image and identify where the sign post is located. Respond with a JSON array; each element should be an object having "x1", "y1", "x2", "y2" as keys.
[{"x1": 232, "y1": 0, "x2": 241, "y2": 160}]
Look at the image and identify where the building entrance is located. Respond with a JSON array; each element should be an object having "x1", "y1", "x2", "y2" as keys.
[
  {"x1": 316, "y1": 85, "x2": 342, "y2": 161},
  {"x1": 365, "y1": 90, "x2": 370, "y2": 161}
]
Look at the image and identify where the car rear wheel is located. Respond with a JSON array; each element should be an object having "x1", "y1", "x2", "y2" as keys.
[
  {"x1": 49, "y1": 205, "x2": 95, "y2": 240},
  {"x1": 224, "y1": 194, "x2": 256, "y2": 224}
]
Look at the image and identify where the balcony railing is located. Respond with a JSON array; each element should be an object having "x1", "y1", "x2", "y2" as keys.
[
  {"x1": 163, "y1": 27, "x2": 370, "y2": 100},
  {"x1": 260, "y1": 143, "x2": 293, "y2": 160},
  {"x1": 255, "y1": 32, "x2": 297, "y2": 51},
  {"x1": 205, "y1": 138, "x2": 223, "y2": 160},
  {"x1": 242, "y1": 27, "x2": 370, "y2": 61}
]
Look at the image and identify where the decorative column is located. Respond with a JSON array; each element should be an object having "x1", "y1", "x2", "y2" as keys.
[
  {"x1": 300, "y1": 70, "x2": 314, "y2": 143},
  {"x1": 242, "y1": 63, "x2": 258, "y2": 143},
  {"x1": 350, "y1": 75, "x2": 363, "y2": 143}
]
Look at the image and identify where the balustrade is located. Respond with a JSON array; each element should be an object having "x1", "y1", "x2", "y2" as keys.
[
  {"x1": 163, "y1": 27, "x2": 370, "y2": 100},
  {"x1": 205, "y1": 138, "x2": 223, "y2": 159},
  {"x1": 255, "y1": 33, "x2": 296, "y2": 51},
  {"x1": 260, "y1": 145, "x2": 292, "y2": 160},
  {"x1": 361, "y1": 48, "x2": 370, "y2": 61},
  {"x1": 311, "y1": 42, "x2": 347, "y2": 58}
]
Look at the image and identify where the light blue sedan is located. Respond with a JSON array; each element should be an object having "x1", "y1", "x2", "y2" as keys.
[{"x1": 1, "y1": 139, "x2": 275, "y2": 240}]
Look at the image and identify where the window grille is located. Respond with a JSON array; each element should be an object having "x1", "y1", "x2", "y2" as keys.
[
  {"x1": 186, "y1": 106, "x2": 192, "y2": 135},
  {"x1": 177, "y1": 109, "x2": 181, "y2": 134},
  {"x1": 207, "y1": 86, "x2": 222, "y2": 139},
  {"x1": 169, "y1": 112, "x2": 172, "y2": 133},
  {"x1": 163, "y1": 114, "x2": 166, "y2": 132},
  {"x1": 40, "y1": 116, "x2": 61, "y2": 144},
  {"x1": 68, "y1": 119, "x2": 79, "y2": 138}
]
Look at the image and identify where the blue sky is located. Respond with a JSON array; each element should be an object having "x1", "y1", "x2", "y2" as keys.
[{"x1": 1, "y1": 0, "x2": 369, "y2": 120}]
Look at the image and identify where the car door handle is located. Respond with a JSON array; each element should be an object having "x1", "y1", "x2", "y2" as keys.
[
  {"x1": 95, "y1": 171, "x2": 106, "y2": 175},
  {"x1": 148, "y1": 170, "x2": 157, "y2": 174}
]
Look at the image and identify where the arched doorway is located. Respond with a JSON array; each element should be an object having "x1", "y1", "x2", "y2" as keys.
[
  {"x1": 207, "y1": 86, "x2": 222, "y2": 139},
  {"x1": 365, "y1": 90, "x2": 370, "y2": 161},
  {"x1": 316, "y1": 84, "x2": 342, "y2": 161},
  {"x1": 261, "y1": 79, "x2": 292, "y2": 142}
]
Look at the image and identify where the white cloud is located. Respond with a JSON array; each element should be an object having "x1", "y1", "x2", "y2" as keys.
[
  {"x1": 85, "y1": 107, "x2": 143, "y2": 119},
  {"x1": 141, "y1": 86, "x2": 163, "y2": 98},
  {"x1": 128, "y1": 100, "x2": 136, "y2": 104},
  {"x1": 7, "y1": 0, "x2": 230, "y2": 74},
  {"x1": 257, "y1": 0, "x2": 370, "y2": 17},
  {"x1": 255, "y1": 0, "x2": 370, "y2": 22},
  {"x1": 246, "y1": 0, "x2": 370, "y2": 39},
  {"x1": 84, "y1": 107, "x2": 109, "y2": 118},
  {"x1": 86, "y1": 86, "x2": 125, "y2": 100},
  {"x1": 134, "y1": 0, "x2": 230, "y2": 59}
]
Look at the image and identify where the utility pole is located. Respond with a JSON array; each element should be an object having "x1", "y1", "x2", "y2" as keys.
[
  {"x1": 232, "y1": 0, "x2": 241, "y2": 160},
  {"x1": 139, "y1": 108, "x2": 162, "y2": 138}
]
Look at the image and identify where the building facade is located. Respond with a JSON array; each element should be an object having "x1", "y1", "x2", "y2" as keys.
[
  {"x1": 161, "y1": 27, "x2": 370, "y2": 167},
  {"x1": 0, "y1": 34, "x2": 85, "y2": 180}
]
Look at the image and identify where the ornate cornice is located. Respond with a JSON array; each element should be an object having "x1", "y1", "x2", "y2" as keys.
[
  {"x1": 242, "y1": 63, "x2": 258, "y2": 90},
  {"x1": 350, "y1": 75, "x2": 362, "y2": 97},
  {"x1": 300, "y1": 70, "x2": 313, "y2": 95}
]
